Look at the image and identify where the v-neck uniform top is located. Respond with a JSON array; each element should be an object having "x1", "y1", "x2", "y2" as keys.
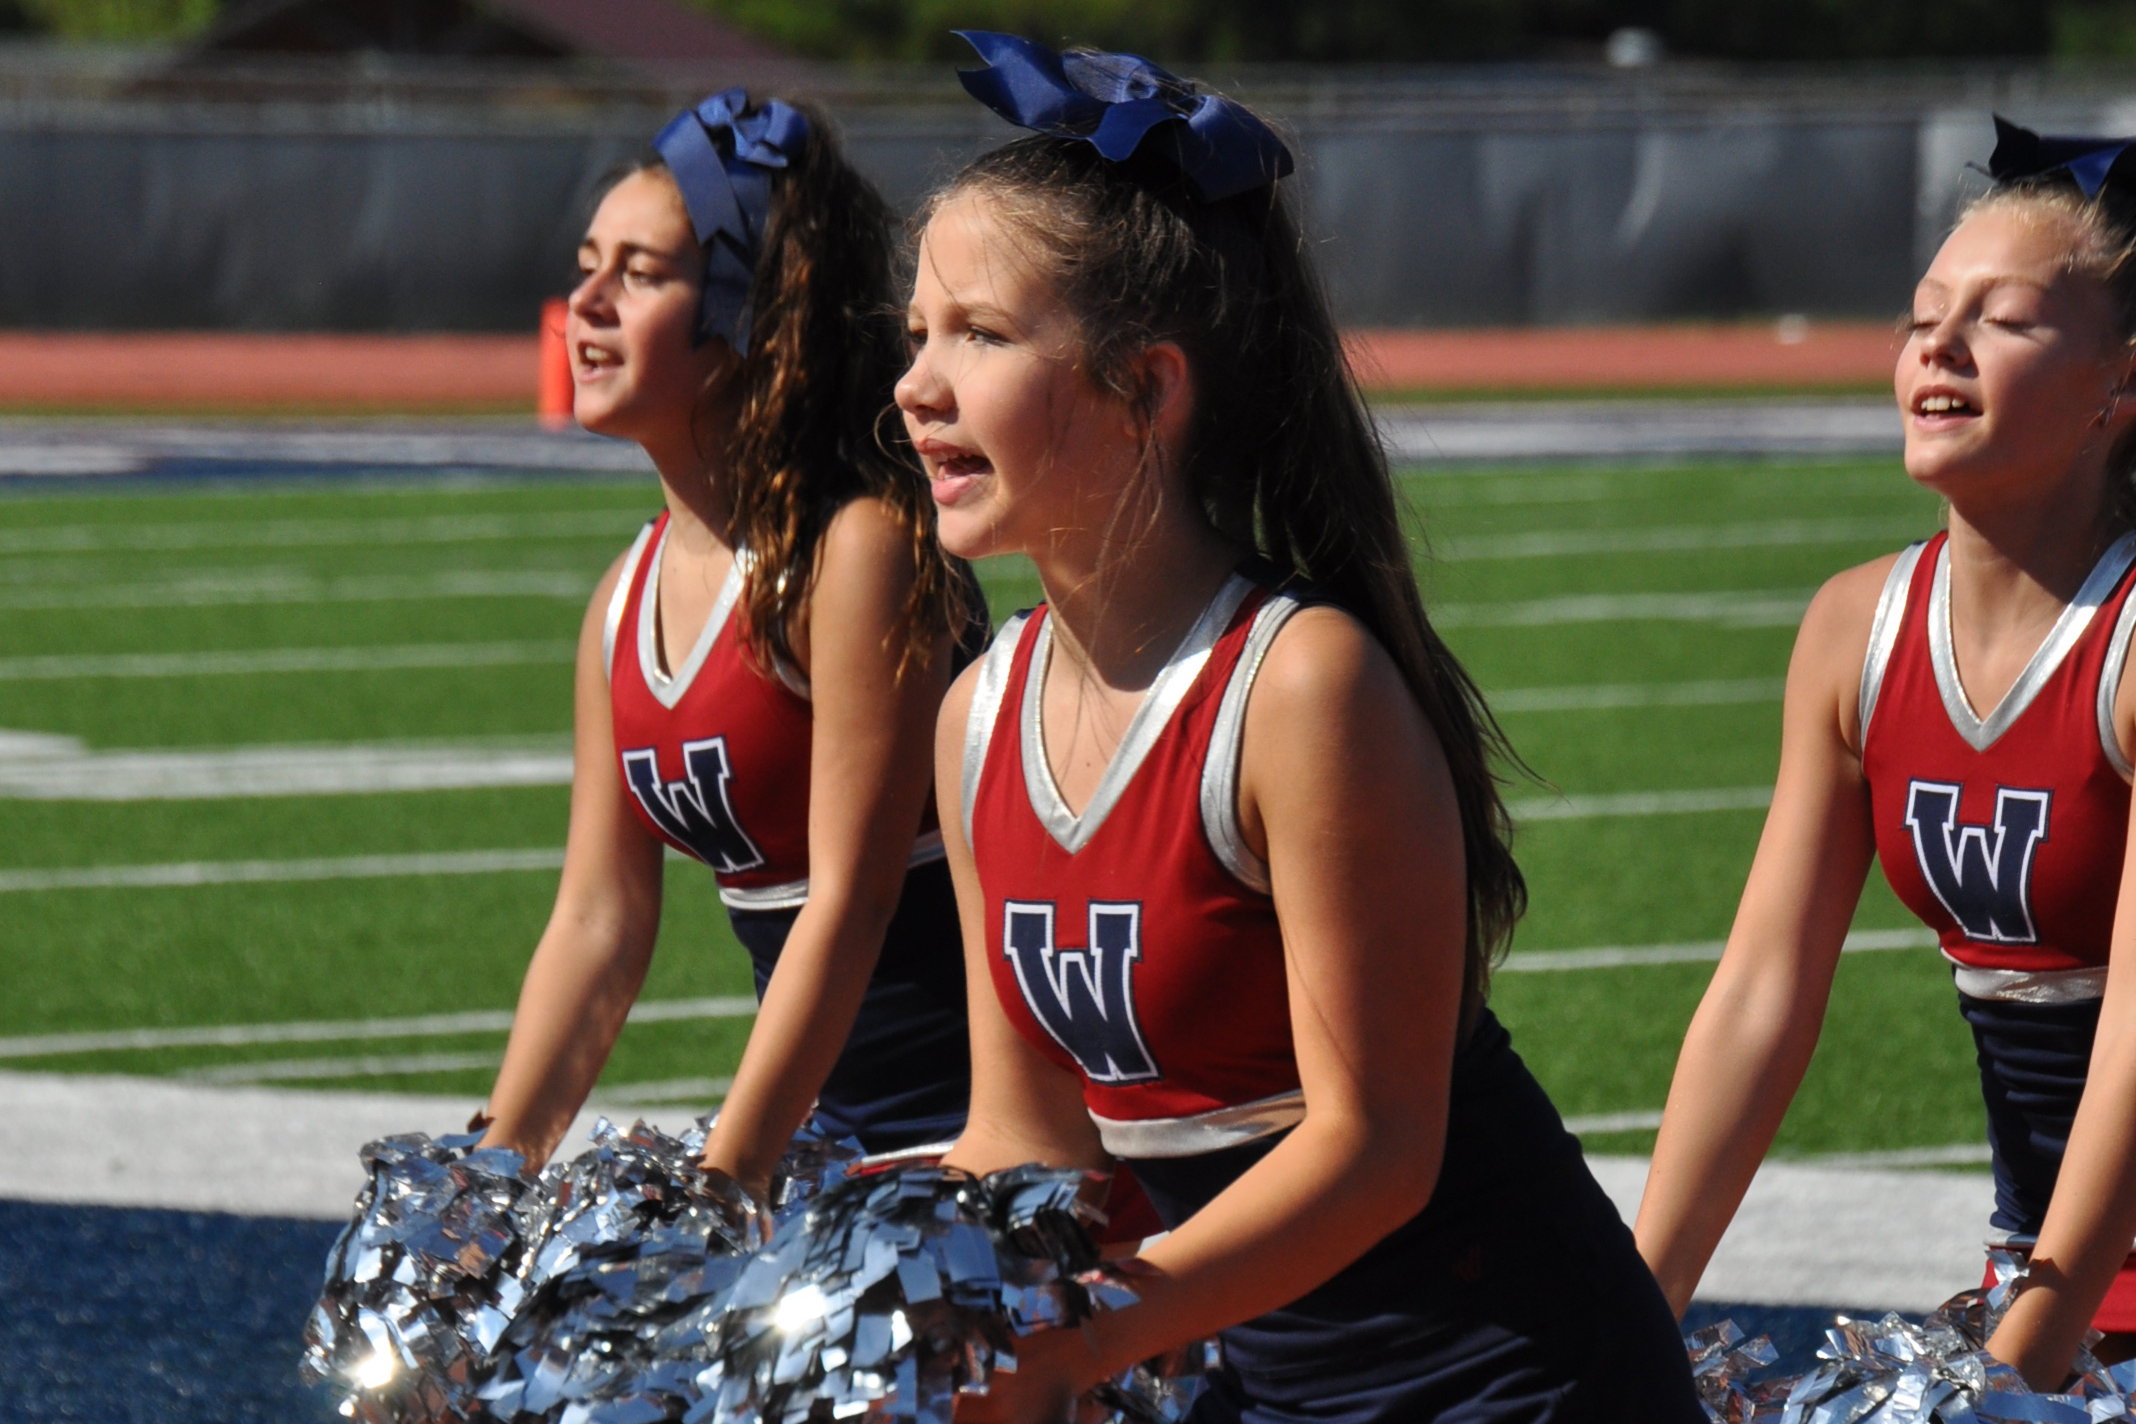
[
  {"x1": 1862, "y1": 530, "x2": 2136, "y2": 994},
  {"x1": 962, "y1": 574, "x2": 1309, "y2": 1158}
]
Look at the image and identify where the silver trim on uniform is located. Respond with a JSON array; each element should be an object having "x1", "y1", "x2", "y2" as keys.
[
  {"x1": 1928, "y1": 533, "x2": 2136, "y2": 752},
  {"x1": 1090, "y1": 1087, "x2": 1306, "y2": 1159},
  {"x1": 1947, "y1": 953, "x2": 2108, "y2": 1005},
  {"x1": 716, "y1": 830, "x2": 948, "y2": 912},
  {"x1": 961, "y1": 611, "x2": 1031, "y2": 846},
  {"x1": 1022, "y1": 576, "x2": 1255, "y2": 855},
  {"x1": 1200, "y1": 591, "x2": 1306, "y2": 895},
  {"x1": 2098, "y1": 577, "x2": 2136, "y2": 782},
  {"x1": 637, "y1": 528, "x2": 747, "y2": 712},
  {"x1": 602, "y1": 522, "x2": 657, "y2": 683},
  {"x1": 1858, "y1": 541, "x2": 1928, "y2": 742}
]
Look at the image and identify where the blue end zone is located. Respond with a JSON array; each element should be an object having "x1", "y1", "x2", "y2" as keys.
[{"x1": 0, "y1": 1200, "x2": 341, "y2": 1424}]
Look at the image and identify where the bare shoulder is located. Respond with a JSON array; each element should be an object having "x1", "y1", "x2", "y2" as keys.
[
  {"x1": 1251, "y1": 602, "x2": 1413, "y2": 722},
  {"x1": 818, "y1": 493, "x2": 915, "y2": 570},
  {"x1": 1796, "y1": 548, "x2": 1914, "y2": 686},
  {"x1": 578, "y1": 535, "x2": 644, "y2": 643}
]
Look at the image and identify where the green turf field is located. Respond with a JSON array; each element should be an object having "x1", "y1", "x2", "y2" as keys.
[{"x1": 0, "y1": 456, "x2": 1973, "y2": 1160}]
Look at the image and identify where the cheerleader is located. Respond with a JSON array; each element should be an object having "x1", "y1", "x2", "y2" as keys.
[
  {"x1": 473, "y1": 91, "x2": 978, "y2": 1195},
  {"x1": 904, "y1": 35, "x2": 1703, "y2": 1422},
  {"x1": 1635, "y1": 120, "x2": 2136, "y2": 1387}
]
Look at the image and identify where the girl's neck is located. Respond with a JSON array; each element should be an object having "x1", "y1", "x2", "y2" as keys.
[
  {"x1": 646, "y1": 406, "x2": 739, "y2": 553},
  {"x1": 1944, "y1": 466, "x2": 2118, "y2": 622},
  {"x1": 1035, "y1": 511, "x2": 1248, "y2": 692}
]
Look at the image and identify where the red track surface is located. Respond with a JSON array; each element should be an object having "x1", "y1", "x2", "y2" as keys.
[{"x1": 0, "y1": 322, "x2": 1900, "y2": 411}]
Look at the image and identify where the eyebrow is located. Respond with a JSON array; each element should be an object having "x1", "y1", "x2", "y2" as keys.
[{"x1": 578, "y1": 239, "x2": 693, "y2": 264}]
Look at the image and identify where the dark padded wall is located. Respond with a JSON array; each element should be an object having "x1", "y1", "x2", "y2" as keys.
[{"x1": 0, "y1": 105, "x2": 1918, "y2": 329}]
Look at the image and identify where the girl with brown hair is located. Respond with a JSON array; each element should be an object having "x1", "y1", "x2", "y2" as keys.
[{"x1": 474, "y1": 91, "x2": 979, "y2": 1196}]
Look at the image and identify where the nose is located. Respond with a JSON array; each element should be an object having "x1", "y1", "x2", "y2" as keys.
[
  {"x1": 1915, "y1": 312, "x2": 1968, "y2": 370},
  {"x1": 895, "y1": 336, "x2": 950, "y2": 424},
  {"x1": 567, "y1": 265, "x2": 614, "y2": 326}
]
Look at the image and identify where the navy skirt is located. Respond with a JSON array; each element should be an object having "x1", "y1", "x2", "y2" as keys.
[
  {"x1": 1125, "y1": 1009, "x2": 1702, "y2": 1424},
  {"x1": 1956, "y1": 988, "x2": 2098, "y2": 1238},
  {"x1": 726, "y1": 857, "x2": 970, "y2": 1153}
]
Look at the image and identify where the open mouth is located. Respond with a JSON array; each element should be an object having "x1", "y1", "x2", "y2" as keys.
[
  {"x1": 576, "y1": 343, "x2": 620, "y2": 376},
  {"x1": 1913, "y1": 392, "x2": 1978, "y2": 417}
]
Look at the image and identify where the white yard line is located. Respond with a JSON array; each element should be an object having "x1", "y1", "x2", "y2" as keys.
[
  {"x1": 0, "y1": 568, "x2": 593, "y2": 610},
  {"x1": 1561, "y1": 1109, "x2": 1666, "y2": 1134},
  {"x1": 0, "y1": 509, "x2": 638, "y2": 557},
  {"x1": 1434, "y1": 589, "x2": 1814, "y2": 629},
  {"x1": 1490, "y1": 678, "x2": 1785, "y2": 712},
  {"x1": 0, "y1": 994, "x2": 758, "y2": 1061},
  {"x1": 0, "y1": 847, "x2": 566, "y2": 893},
  {"x1": 0, "y1": 640, "x2": 576, "y2": 681},
  {"x1": 0, "y1": 734, "x2": 574, "y2": 799},
  {"x1": 1500, "y1": 927, "x2": 1934, "y2": 972},
  {"x1": 1440, "y1": 516, "x2": 1928, "y2": 561},
  {"x1": 1508, "y1": 785, "x2": 1774, "y2": 820},
  {"x1": 182, "y1": 1050, "x2": 503, "y2": 1085}
]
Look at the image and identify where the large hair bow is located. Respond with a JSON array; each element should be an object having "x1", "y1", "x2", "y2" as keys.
[
  {"x1": 1988, "y1": 114, "x2": 2136, "y2": 199},
  {"x1": 653, "y1": 88, "x2": 809, "y2": 353},
  {"x1": 954, "y1": 31, "x2": 1292, "y2": 203}
]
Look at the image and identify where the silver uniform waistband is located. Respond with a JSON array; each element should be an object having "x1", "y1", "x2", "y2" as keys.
[
  {"x1": 1090, "y1": 1088, "x2": 1306, "y2": 1160},
  {"x1": 1945, "y1": 952, "x2": 2107, "y2": 1006},
  {"x1": 716, "y1": 830, "x2": 947, "y2": 912}
]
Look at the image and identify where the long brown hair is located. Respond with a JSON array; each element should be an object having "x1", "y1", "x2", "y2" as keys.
[
  {"x1": 622, "y1": 100, "x2": 966, "y2": 674},
  {"x1": 932, "y1": 135, "x2": 1528, "y2": 995}
]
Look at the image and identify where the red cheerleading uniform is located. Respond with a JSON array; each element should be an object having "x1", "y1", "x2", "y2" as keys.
[
  {"x1": 601, "y1": 511, "x2": 968, "y2": 1151},
  {"x1": 1860, "y1": 529, "x2": 2136, "y2": 1329},
  {"x1": 605, "y1": 511, "x2": 942, "y2": 910},
  {"x1": 960, "y1": 572, "x2": 1707, "y2": 1421},
  {"x1": 964, "y1": 576, "x2": 1306, "y2": 1156}
]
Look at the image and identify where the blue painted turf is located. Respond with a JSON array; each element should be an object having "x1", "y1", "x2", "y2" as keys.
[
  {"x1": 0, "y1": 1197, "x2": 1866, "y2": 1422},
  {"x1": 0, "y1": 1200, "x2": 340, "y2": 1424}
]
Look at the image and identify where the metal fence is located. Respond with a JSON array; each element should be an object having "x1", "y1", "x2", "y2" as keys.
[{"x1": 2, "y1": 47, "x2": 2132, "y2": 330}]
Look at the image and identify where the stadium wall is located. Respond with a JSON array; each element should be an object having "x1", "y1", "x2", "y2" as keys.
[{"x1": 0, "y1": 73, "x2": 2128, "y2": 331}]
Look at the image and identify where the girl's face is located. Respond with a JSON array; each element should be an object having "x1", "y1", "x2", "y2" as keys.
[
  {"x1": 1899, "y1": 204, "x2": 2133, "y2": 504},
  {"x1": 566, "y1": 169, "x2": 731, "y2": 443},
  {"x1": 896, "y1": 194, "x2": 1145, "y2": 562}
]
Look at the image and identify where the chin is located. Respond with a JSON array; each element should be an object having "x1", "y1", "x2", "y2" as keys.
[{"x1": 934, "y1": 507, "x2": 1002, "y2": 563}]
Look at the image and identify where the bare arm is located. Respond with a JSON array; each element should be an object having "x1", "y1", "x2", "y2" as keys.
[
  {"x1": 698, "y1": 499, "x2": 952, "y2": 1192},
  {"x1": 1632, "y1": 559, "x2": 1890, "y2": 1313},
  {"x1": 962, "y1": 609, "x2": 1470, "y2": 1420},
  {"x1": 1984, "y1": 646, "x2": 2136, "y2": 1386},
  {"x1": 479, "y1": 552, "x2": 668, "y2": 1168},
  {"x1": 936, "y1": 659, "x2": 1111, "y2": 1182}
]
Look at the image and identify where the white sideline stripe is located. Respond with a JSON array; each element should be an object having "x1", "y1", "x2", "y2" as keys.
[
  {"x1": 0, "y1": 509, "x2": 638, "y2": 557},
  {"x1": 1587, "y1": 1154, "x2": 1993, "y2": 1311},
  {"x1": 0, "y1": 735, "x2": 575, "y2": 800},
  {"x1": 596, "y1": 1075, "x2": 735, "y2": 1106},
  {"x1": 0, "y1": 640, "x2": 577, "y2": 682},
  {"x1": 1509, "y1": 785, "x2": 1774, "y2": 820},
  {"x1": 1490, "y1": 678, "x2": 1785, "y2": 712},
  {"x1": 1435, "y1": 589, "x2": 1814, "y2": 629},
  {"x1": 0, "y1": 1071, "x2": 1993, "y2": 1309},
  {"x1": 0, "y1": 568, "x2": 593, "y2": 611},
  {"x1": 1500, "y1": 927, "x2": 1936, "y2": 972},
  {"x1": 1562, "y1": 1109, "x2": 1666, "y2": 1134},
  {"x1": 0, "y1": 847, "x2": 566, "y2": 894},
  {"x1": 0, "y1": 994, "x2": 759, "y2": 1061},
  {"x1": 1440, "y1": 516, "x2": 1927, "y2": 562}
]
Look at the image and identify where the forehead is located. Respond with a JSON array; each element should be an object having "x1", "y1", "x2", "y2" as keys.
[
  {"x1": 916, "y1": 194, "x2": 1050, "y2": 306},
  {"x1": 586, "y1": 168, "x2": 693, "y2": 250},
  {"x1": 1924, "y1": 203, "x2": 2087, "y2": 292}
]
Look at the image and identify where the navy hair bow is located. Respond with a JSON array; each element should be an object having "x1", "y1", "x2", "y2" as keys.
[
  {"x1": 953, "y1": 31, "x2": 1292, "y2": 203},
  {"x1": 652, "y1": 88, "x2": 809, "y2": 353},
  {"x1": 1988, "y1": 114, "x2": 2136, "y2": 199}
]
